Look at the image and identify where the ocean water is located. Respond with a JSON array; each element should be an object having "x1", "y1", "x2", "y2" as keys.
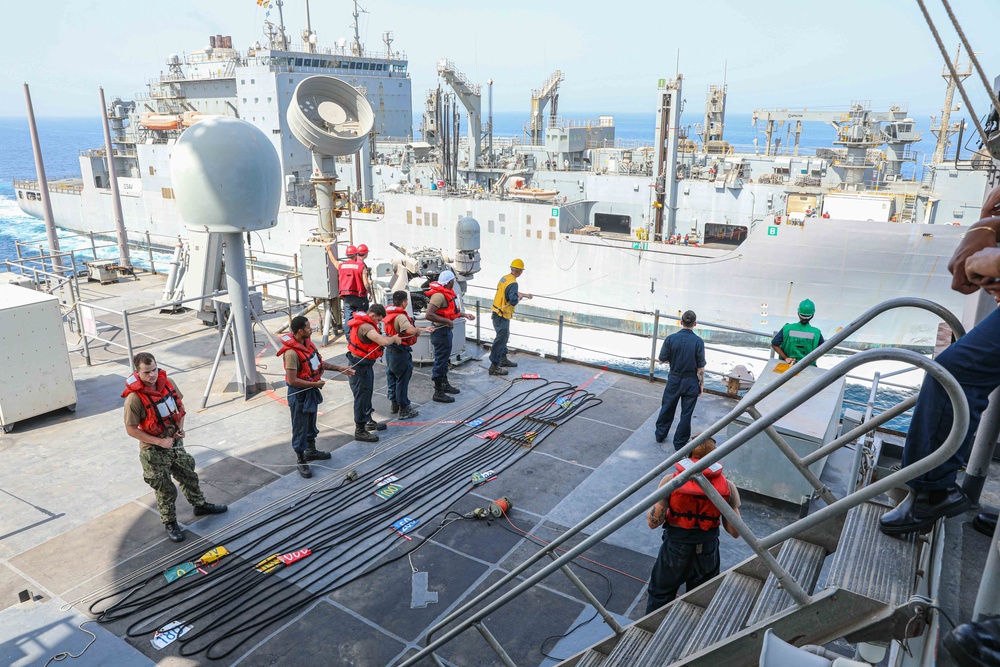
[{"x1": 0, "y1": 114, "x2": 918, "y2": 428}]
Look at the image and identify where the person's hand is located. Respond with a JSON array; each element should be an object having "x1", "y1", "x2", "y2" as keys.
[
  {"x1": 159, "y1": 437, "x2": 175, "y2": 449},
  {"x1": 950, "y1": 226, "x2": 1000, "y2": 294},
  {"x1": 965, "y1": 248, "x2": 1000, "y2": 296},
  {"x1": 174, "y1": 429, "x2": 185, "y2": 440},
  {"x1": 391, "y1": 336, "x2": 403, "y2": 345},
  {"x1": 521, "y1": 293, "x2": 533, "y2": 300},
  {"x1": 340, "y1": 366, "x2": 356, "y2": 376},
  {"x1": 315, "y1": 379, "x2": 326, "y2": 389},
  {"x1": 981, "y1": 185, "x2": 1000, "y2": 219},
  {"x1": 421, "y1": 326, "x2": 435, "y2": 334},
  {"x1": 465, "y1": 313, "x2": 476, "y2": 321}
]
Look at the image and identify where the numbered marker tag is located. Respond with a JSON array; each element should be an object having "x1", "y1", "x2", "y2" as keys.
[
  {"x1": 151, "y1": 621, "x2": 193, "y2": 650},
  {"x1": 163, "y1": 562, "x2": 196, "y2": 583},
  {"x1": 471, "y1": 469, "x2": 496, "y2": 486},
  {"x1": 255, "y1": 555, "x2": 283, "y2": 574},
  {"x1": 525, "y1": 431, "x2": 538, "y2": 443},
  {"x1": 465, "y1": 417, "x2": 485, "y2": 428},
  {"x1": 374, "y1": 474, "x2": 398, "y2": 487},
  {"x1": 277, "y1": 548, "x2": 312, "y2": 566},
  {"x1": 555, "y1": 396, "x2": 569, "y2": 406},
  {"x1": 391, "y1": 516, "x2": 420, "y2": 534},
  {"x1": 474, "y1": 430, "x2": 501, "y2": 440},
  {"x1": 375, "y1": 483, "x2": 403, "y2": 500},
  {"x1": 521, "y1": 373, "x2": 540, "y2": 379},
  {"x1": 195, "y1": 546, "x2": 229, "y2": 566}
]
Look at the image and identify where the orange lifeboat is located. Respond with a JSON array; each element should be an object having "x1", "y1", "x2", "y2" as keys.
[{"x1": 139, "y1": 113, "x2": 182, "y2": 130}]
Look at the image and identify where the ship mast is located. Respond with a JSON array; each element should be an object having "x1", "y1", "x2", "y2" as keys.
[
  {"x1": 930, "y1": 45, "x2": 971, "y2": 164},
  {"x1": 351, "y1": 0, "x2": 365, "y2": 56}
]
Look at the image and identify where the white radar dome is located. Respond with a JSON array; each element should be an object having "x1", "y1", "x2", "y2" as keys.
[
  {"x1": 170, "y1": 117, "x2": 281, "y2": 233},
  {"x1": 287, "y1": 76, "x2": 374, "y2": 157}
]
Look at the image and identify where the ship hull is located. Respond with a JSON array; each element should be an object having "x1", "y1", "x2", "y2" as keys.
[{"x1": 15, "y1": 186, "x2": 966, "y2": 349}]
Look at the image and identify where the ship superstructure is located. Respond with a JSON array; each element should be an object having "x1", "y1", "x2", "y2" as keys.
[{"x1": 12, "y1": 5, "x2": 996, "y2": 349}]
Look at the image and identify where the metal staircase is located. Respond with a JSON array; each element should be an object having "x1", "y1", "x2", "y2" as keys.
[
  {"x1": 566, "y1": 501, "x2": 922, "y2": 666},
  {"x1": 396, "y1": 297, "x2": 970, "y2": 667}
]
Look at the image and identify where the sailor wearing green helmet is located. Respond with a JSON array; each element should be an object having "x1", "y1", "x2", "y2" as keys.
[{"x1": 770, "y1": 299, "x2": 824, "y2": 365}]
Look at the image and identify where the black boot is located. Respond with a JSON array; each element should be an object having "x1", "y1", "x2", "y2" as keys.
[
  {"x1": 390, "y1": 401, "x2": 399, "y2": 414},
  {"x1": 433, "y1": 380, "x2": 455, "y2": 403},
  {"x1": 943, "y1": 616, "x2": 1000, "y2": 667},
  {"x1": 879, "y1": 485, "x2": 970, "y2": 536},
  {"x1": 399, "y1": 405, "x2": 420, "y2": 419},
  {"x1": 973, "y1": 511, "x2": 998, "y2": 537},
  {"x1": 499, "y1": 355, "x2": 518, "y2": 368},
  {"x1": 355, "y1": 423, "x2": 379, "y2": 442},
  {"x1": 296, "y1": 452, "x2": 312, "y2": 479},
  {"x1": 164, "y1": 521, "x2": 185, "y2": 542},
  {"x1": 442, "y1": 379, "x2": 461, "y2": 394},
  {"x1": 193, "y1": 502, "x2": 228, "y2": 516},
  {"x1": 488, "y1": 364, "x2": 508, "y2": 376},
  {"x1": 303, "y1": 445, "x2": 332, "y2": 461},
  {"x1": 365, "y1": 420, "x2": 388, "y2": 432}
]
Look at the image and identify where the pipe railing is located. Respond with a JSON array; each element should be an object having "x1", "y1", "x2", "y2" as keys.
[{"x1": 399, "y1": 297, "x2": 967, "y2": 667}]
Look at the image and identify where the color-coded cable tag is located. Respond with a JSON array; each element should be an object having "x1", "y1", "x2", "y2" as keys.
[
  {"x1": 277, "y1": 548, "x2": 312, "y2": 565},
  {"x1": 151, "y1": 621, "x2": 192, "y2": 650},
  {"x1": 163, "y1": 562, "x2": 197, "y2": 583},
  {"x1": 474, "y1": 430, "x2": 501, "y2": 440},
  {"x1": 465, "y1": 417, "x2": 485, "y2": 428},
  {"x1": 195, "y1": 546, "x2": 229, "y2": 566},
  {"x1": 375, "y1": 483, "x2": 403, "y2": 500},
  {"x1": 255, "y1": 555, "x2": 283, "y2": 574},
  {"x1": 374, "y1": 474, "x2": 398, "y2": 487},
  {"x1": 471, "y1": 469, "x2": 497, "y2": 486},
  {"x1": 521, "y1": 373, "x2": 540, "y2": 379},
  {"x1": 391, "y1": 516, "x2": 420, "y2": 534}
]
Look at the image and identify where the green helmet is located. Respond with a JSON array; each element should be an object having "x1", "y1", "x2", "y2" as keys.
[{"x1": 798, "y1": 299, "x2": 816, "y2": 319}]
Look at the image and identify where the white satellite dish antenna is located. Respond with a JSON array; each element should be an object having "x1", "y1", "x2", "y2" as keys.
[
  {"x1": 286, "y1": 75, "x2": 373, "y2": 242},
  {"x1": 287, "y1": 75, "x2": 374, "y2": 157},
  {"x1": 286, "y1": 76, "x2": 375, "y2": 342}
]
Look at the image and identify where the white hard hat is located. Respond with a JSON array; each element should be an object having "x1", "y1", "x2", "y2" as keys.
[{"x1": 438, "y1": 270, "x2": 456, "y2": 284}]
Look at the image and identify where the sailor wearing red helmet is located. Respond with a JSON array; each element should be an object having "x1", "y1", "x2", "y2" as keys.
[{"x1": 328, "y1": 244, "x2": 372, "y2": 327}]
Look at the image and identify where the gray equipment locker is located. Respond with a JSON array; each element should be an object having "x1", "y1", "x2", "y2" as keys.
[
  {"x1": 0, "y1": 284, "x2": 78, "y2": 432},
  {"x1": 724, "y1": 359, "x2": 845, "y2": 505}
]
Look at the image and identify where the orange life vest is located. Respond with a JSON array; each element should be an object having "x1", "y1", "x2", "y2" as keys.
[
  {"x1": 384, "y1": 306, "x2": 417, "y2": 347},
  {"x1": 425, "y1": 282, "x2": 460, "y2": 321},
  {"x1": 276, "y1": 333, "x2": 324, "y2": 382},
  {"x1": 338, "y1": 259, "x2": 367, "y2": 298},
  {"x1": 121, "y1": 369, "x2": 185, "y2": 437},
  {"x1": 666, "y1": 458, "x2": 731, "y2": 531},
  {"x1": 347, "y1": 312, "x2": 384, "y2": 361}
]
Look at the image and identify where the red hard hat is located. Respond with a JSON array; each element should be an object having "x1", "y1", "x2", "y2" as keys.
[
  {"x1": 346, "y1": 245, "x2": 358, "y2": 257},
  {"x1": 357, "y1": 244, "x2": 369, "y2": 254}
]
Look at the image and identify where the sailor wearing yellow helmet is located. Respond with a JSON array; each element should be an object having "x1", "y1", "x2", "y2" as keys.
[
  {"x1": 770, "y1": 299, "x2": 825, "y2": 365},
  {"x1": 488, "y1": 258, "x2": 533, "y2": 376}
]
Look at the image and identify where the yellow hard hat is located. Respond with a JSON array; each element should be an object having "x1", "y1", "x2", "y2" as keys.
[{"x1": 511, "y1": 258, "x2": 525, "y2": 270}]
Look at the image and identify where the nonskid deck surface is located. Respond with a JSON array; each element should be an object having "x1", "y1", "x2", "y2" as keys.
[{"x1": 0, "y1": 274, "x2": 805, "y2": 666}]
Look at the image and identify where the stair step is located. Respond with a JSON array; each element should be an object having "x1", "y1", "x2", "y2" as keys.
[
  {"x1": 746, "y1": 538, "x2": 826, "y2": 626},
  {"x1": 827, "y1": 502, "x2": 920, "y2": 607},
  {"x1": 575, "y1": 650, "x2": 607, "y2": 667},
  {"x1": 633, "y1": 601, "x2": 705, "y2": 667},
  {"x1": 602, "y1": 626, "x2": 652, "y2": 667},
  {"x1": 680, "y1": 572, "x2": 763, "y2": 658}
]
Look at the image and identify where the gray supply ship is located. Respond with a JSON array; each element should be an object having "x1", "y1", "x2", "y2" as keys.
[{"x1": 12, "y1": 2, "x2": 996, "y2": 348}]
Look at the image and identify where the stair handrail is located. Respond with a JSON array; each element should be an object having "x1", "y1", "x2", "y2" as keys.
[{"x1": 400, "y1": 297, "x2": 967, "y2": 667}]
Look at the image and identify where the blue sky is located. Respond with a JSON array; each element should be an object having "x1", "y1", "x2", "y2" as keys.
[{"x1": 3, "y1": 0, "x2": 1000, "y2": 120}]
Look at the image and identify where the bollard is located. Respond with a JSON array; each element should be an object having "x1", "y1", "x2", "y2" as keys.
[
  {"x1": 557, "y1": 315, "x2": 564, "y2": 363},
  {"x1": 476, "y1": 301, "x2": 481, "y2": 346}
]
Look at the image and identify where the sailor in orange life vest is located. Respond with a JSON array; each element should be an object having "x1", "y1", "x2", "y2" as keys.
[
  {"x1": 424, "y1": 270, "x2": 476, "y2": 403},
  {"x1": 384, "y1": 290, "x2": 435, "y2": 419},
  {"x1": 645, "y1": 437, "x2": 741, "y2": 613},
  {"x1": 122, "y1": 352, "x2": 228, "y2": 543},
  {"x1": 327, "y1": 244, "x2": 372, "y2": 329},
  {"x1": 277, "y1": 315, "x2": 356, "y2": 479},
  {"x1": 347, "y1": 304, "x2": 402, "y2": 442}
]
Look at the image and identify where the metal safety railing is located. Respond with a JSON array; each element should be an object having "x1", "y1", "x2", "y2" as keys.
[{"x1": 398, "y1": 297, "x2": 970, "y2": 667}]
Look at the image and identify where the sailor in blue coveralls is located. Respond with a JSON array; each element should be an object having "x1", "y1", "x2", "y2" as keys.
[
  {"x1": 654, "y1": 310, "x2": 707, "y2": 450},
  {"x1": 880, "y1": 187, "x2": 1000, "y2": 538}
]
